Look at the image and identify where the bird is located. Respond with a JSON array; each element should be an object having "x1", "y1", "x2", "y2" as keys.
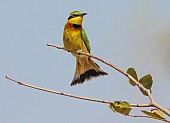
[{"x1": 63, "y1": 11, "x2": 108, "y2": 86}]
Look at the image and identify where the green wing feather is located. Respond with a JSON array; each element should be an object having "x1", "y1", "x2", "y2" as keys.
[{"x1": 81, "y1": 28, "x2": 91, "y2": 53}]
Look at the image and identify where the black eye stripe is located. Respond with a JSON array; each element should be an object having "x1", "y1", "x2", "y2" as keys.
[
  {"x1": 68, "y1": 14, "x2": 79, "y2": 20},
  {"x1": 73, "y1": 14, "x2": 78, "y2": 17},
  {"x1": 68, "y1": 16, "x2": 73, "y2": 20}
]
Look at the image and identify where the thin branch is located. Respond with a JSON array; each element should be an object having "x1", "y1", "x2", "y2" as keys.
[
  {"x1": 47, "y1": 44, "x2": 64, "y2": 50},
  {"x1": 47, "y1": 43, "x2": 170, "y2": 117},
  {"x1": 128, "y1": 114, "x2": 170, "y2": 123},
  {"x1": 6, "y1": 76, "x2": 151, "y2": 108}
]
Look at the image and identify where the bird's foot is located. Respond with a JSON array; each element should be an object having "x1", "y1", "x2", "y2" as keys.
[{"x1": 76, "y1": 50, "x2": 82, "y2": 55}]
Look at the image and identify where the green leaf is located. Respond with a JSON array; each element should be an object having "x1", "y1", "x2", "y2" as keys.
[
  {"x1": 142, "y1": 109, "x2": 165, "y2": 120},
  {"x1": 109, "y1": 101, "x2": 132, "y2": 115},
  {"x1": 139, "y1": 74, "x2": 153, "y2": 96},
  {"x1": 127, "y1": 68, "x2": 138, "y2": 86}
]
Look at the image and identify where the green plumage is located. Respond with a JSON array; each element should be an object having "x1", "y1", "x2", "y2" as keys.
[{"x1": 81, "y1": 28, "x2": 91, "y2": 53}]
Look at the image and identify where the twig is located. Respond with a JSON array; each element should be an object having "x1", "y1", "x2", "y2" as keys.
[
  {"x1": 128, "y1": 114, "x2": 170, "y2": 123},
  {"x1": 47, "y1": 44, "x2": 64, "y2": 50},
  {"x1": 6, "y1": 76, "x2": 151, "y2": 108},
  {"x1": 47, "y1": 43, "x2": 170, "y2": 117}
]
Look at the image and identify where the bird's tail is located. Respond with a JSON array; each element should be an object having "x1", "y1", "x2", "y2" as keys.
[{"x1": 71, "y1": 57, "x2": 108, "y2": 86}]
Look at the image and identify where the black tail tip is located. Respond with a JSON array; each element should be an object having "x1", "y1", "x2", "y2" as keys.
[{"x1": 70, "y1": 69, "x2": 108, "y2": 86}]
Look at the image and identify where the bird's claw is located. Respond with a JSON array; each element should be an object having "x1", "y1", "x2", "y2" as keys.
[{"x1": 76, "y1": 50, "x2": 82, "y2": 55}]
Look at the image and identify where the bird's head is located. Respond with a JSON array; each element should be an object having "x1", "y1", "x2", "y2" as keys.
[{"x1": 67, "y1": 11, "x2": 87, "y2": 25}]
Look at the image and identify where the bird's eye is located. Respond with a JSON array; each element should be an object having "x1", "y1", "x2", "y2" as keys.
[
  {"x1": 68, "y1": 14, "x2": 78, "y2": 20},
  {"x1": 72, "y1": 14, "x2": 78, "y2": 17}
]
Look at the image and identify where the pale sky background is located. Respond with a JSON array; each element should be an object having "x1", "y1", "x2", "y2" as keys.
[{"x1": 1, "y1": 1, "x2": 170, "y2": 123}]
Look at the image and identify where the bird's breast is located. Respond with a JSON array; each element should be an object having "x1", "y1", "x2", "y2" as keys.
[{"x1": 63, "y1": 27, "x2": 83, "y2": 52}]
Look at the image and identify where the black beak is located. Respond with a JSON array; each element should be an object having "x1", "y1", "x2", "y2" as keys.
[{"x1": 80, "y1": 13, "x2": 87, "y2": 16}]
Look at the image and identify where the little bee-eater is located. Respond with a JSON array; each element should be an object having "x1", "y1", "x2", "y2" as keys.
[{"x1": 63, "y1": 11, "x2": 108, "y2": 86}]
